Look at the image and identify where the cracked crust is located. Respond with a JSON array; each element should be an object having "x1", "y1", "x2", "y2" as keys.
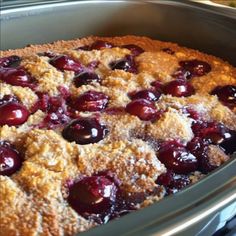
[{"x1": 1, "y1": 35, "x2": 236, "y2": 236}]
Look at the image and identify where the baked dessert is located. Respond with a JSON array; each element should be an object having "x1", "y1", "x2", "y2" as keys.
[{"x1": 0, "y1": 36, "x2": 235, "y2": 236}]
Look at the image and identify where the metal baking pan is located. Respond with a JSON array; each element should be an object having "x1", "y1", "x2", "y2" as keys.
[{"x1": 1, "y1": 1, "x2": 236, "y2": 235}]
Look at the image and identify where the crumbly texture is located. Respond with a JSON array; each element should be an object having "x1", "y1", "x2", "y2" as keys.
[{"x1": 0, "y1": 35, "x2": 236, "y2": 236}]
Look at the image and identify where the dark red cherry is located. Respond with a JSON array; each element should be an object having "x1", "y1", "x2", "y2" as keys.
[
  {"x1": 77, "y1": 45, "x2": 91, "y2": 51},
  {"x1": 162, "y1": 48, "x2": 175, "y2": 55},
  {"x1": 192, "y1": 121, "x2": 232, "y2": 147},
  {"x1": 125, "y1": 99, "x2": 158, "y2": 121},
  {"x1": 129, "y1": 89, "x2": 161, "y2": 102},
  {"x1": 0, "y1": 68, "x2": 36, "y2": 88},
  {"x1": 0, "y1": 95, "x2": 20, "y2": 106},
  {"x1": 199, "y1": 154, "x2": 218, "y2": 174},
  {"x1": 42, "y1": 112, "x2": 70, "y2": 128},
  {"x1": 90, "y1": 40, "x2": 114, "y2": 50},
  {"x1": 0, "y1": 102, "x2": 30, "y2": 126},
  {"x1": 191, "y1": 121, "x2": 208, "y2": 137},
  {"x1": 73, "y1": 72, "x2": 101, "y2": 87},
  {"x1": 87, "y1": 60, "x2": 99, "y2": 70},
  {"x1": 219, "y1": 130, "x2": 236, "y2": 154},
  {"x1": 110, "y1": 196, "x2": 136, "y2": 220},
  {"x1": 122, "y1": 44, "x2": 144, "y2": 56},
  {"x1": 169, "y1": 174, "x2": 190, "y2": 190},
  {"x1": 62, "y1": 118, "x2": 108, "y2": 145},
  {"x1": 187, "y1": 136, "x2": 222, "y2": 174},
  {"x1": 163, "y1": 80, "x2": 195, "y2": 97},
  {"x1": 31, "y1": 92, "x2": 50, "y2": 113},
  {"x1": 110, "y1": 59, "x2": 131, "y2": 72},
  {"x1": 156, "y1": 170, "x2": 174, "y2": 186},
  {"x1": 187, "y1": 137, "x2": 209, "y2": 159},
  {"x1": 110, "y1": 55, "x2": 137, "y2": 74},
  {"x1": 58, "y1": 86, "x2": 71, "y2": 99},
  {"x1": 35, "y1": 94, "x2": 70, "y2": 128},
  {"x1": 151, "y1": 81, "x2": 163, "y2": 91},
  {"x1": 158, "y1": 141, "x2": 198, "y2": 174},
  {"x1": 68, "y1": 175, "x2": 117, "y2": 217},
  {"x1": 72, "y1": 91, "x2": 109, "y2": 112},
  {"x1": 173, "y1": 59, "x2": 211, "y2": 79},
  {"x1": 38, "y1": 51, "x2": 57, "y2": 58},
  {"x1": 0, "y1": 55, "x2": 21, "y2": 68},
  {"x1": 44, "y1": 110, "x2": 70, "y2": 128},
  {"x1": 182, "y1": 107, "x2": 200, "y2": 120},
  {"x1": 0, "y1": 142, "x2": 22, "y2": 176},
  {"x1": 211, "y1": 85, "x2": 236, "y2": 108},
  {"x1": 50, "y1": 55, "x2": 83, "y2": 73},
  {"x1": 156, "y1": 170, "x2": 190, "y2": 195}
]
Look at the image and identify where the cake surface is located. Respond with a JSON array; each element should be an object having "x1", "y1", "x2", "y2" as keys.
[{"x1": 0, "y1": 35, "x2": 236, "y2": 236}]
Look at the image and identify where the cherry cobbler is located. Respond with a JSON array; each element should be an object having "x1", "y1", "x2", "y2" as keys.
[{"x1": 0, "y1": 36, "x2": 235, "y2": 236}]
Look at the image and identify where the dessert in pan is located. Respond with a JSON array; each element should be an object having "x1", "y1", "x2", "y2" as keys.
[{"x1": 0, "y1": 36, "x2": 235, "y2": 236}]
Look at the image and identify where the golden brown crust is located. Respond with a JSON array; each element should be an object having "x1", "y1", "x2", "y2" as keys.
[{"x1": 0, "y1": 35, "x2": 236, "y2": 236}]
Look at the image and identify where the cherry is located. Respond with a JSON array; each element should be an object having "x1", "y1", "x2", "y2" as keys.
[
  {"x1": 87, "y1": 61, "x2": 99, "y2": 70},
  {"x1": 110, "y1": 197, "x2": 136, "y2": 220},
  {"x1": 187, "y1": 137, "x2": 209, "y2": 159},
  {"x1": 0, "y1": 102, "x2": 30, "y2": 126},
  {"x1": 90, "y1": 40, "x2": 114, "y2": 50},
  {"x1": 122, "y1": 44, "x2": 144, "y2": 56},
  {"x1": 219, "y1": 130, "x2": 236, "y2": 154},
  {"x1": 38, "y1": 51, "x2": 57, "y2": 58},
  {"x1": 67, "y1": 171, "x2": 138, "y2": 223},
  {"x1": 199, "y1": 154, "x2": 218, "y2": 174},
  {"x1": 31, "y1": 92, "x2": 50, "y2": 113},
  {"x1": 182, "y1": 107, "x2": 200, "y2": 120},
  {"x1": 44, "y1": 95, "x2": 69, "y2": 128},
  {"x1": 43, "y1": 110, "x2": 69, "y2": 128},
  {"x1": 73, "y1": 72, "x2": 101, "y2": 87},
  {"x1": 191, "y1": 121, "x2": 232, "y2": 148},
  {"x1": 58, "y1": 86, "x2": 71, "y2": 99},
  {"x1": 163, "y1": 80, "x2": 195, "y2": 97},
  {"x1": 156, "y1": 170, "x2": 174, "y2": 187},
  {"x1": 0, "y1": 55, "x2": 21, "y2": 68},
  {"x1": 162, "y1": 48, "x2": 175, "y2": 55},
  {"x1": 110, "y1": 59, "x2": 130, "y2": 71},
  {"x1": 110, "y1": 55, "x2": 137, "y2": 74},
  {"x1": 211, "y1": 85, "x2": 236, "y2": 109},
  {"x1": 156, "y1": 170, "x2": 190, "y2": 195},
  {"x1": 67, "y1": 171, "x2": 136, "y2": 223},
  {"x1": 158, "y1": 141, "x2": 198, "y2": 174},
  {"x1": 125, "y1": 99, "x2": 158, "y2": 121},
  {"x1": 187, "y1": 137, "x2": 217, "y2": 174},
  {"x1": 68, "y1": 175, "x2": 118, "y2": 217},
  {"x1": 50, "y1": 55, "x2": 83, "y2": 73},
  {"x1": 173, "y1": 59, "x2": 211, "y2": 79},
  {"x1": 0, "y1": 68, "x2": 37, "y2": 89},
  {"x1": 62, "y1": 118, "x2": 108, "y2": 145},
  {"x1": 0, "y1": 95, "x2": 20, "y2": 106},
  {"x1": 151, "y1": 81, "x2": 163, "y2": 91},
  {"x1": 31, "y1": 92, "x2": 70, "y2": 128},
  {"x1": 129, "y1": 89, "x2": 161, "y2": 102},
  {"x1": 72, "y1": 91, "x2": 109, "y2": 112},
  {"x1": 168, "y1": 174, "x2": 190, "y2": 190},
  {"x1": 0, "y1": 142, "x2": 22, "y2": 176},
  {"x1": 77, "y1": 45, "x2": 91, "y2": 51},
  {"x1": 188, "y1": 121, "x2": 236, "y2": 172}
]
